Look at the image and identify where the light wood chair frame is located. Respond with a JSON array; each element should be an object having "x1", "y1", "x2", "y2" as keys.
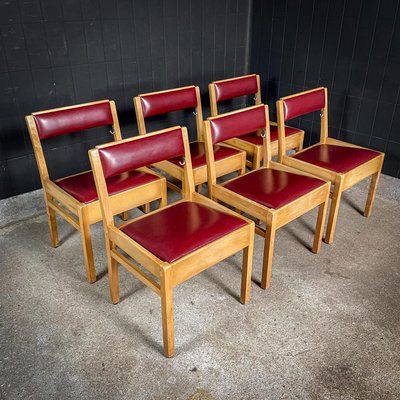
[
  {"x1": 134, "y1": 86, "x2": 246, "y2": 194},
  {"x1": 26, "y1": 100, "x2": 166, "y2": 283},
  {"x1": 89, "y1": 126, "x2": 255, "y2": 357},
  {"x1": 208, "y1": 74, "x2": 305, "y2": 169},
  {"x1": 276, "y1": 87, "x2": 385, "y2": 244},
  {"x1": 204, "y1": 105, "x2": 330, "y2": 289}
]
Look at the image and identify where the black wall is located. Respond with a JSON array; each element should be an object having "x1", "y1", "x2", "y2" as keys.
[
  {"x1": 1, "y1": 0, "x2": 400, "y2": 199},
  {"x1": 0, "y1": 0, "x2": 251, "y2": 199},
  {"x1": 250, "y1": 0, "x2": 400, "y2": 178}
]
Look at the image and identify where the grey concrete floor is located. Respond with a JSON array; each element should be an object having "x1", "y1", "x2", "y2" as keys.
[{"x1": 0, "y1": 175, "x2": 399, "y2": 400}]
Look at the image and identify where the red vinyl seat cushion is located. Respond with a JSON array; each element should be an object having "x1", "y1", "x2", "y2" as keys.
[
  {"x1": 56, "y1": 170, "x2": 160, "y2": 203},
  {"x1": 223, "y1": 168, "x2": 325, "y2": 209},
  {"x1": 169, "y1": 141, "x2": 242, "y2": 169},
  {"x1": 292, "y1": 144, "x2": 381, "y2": 174},
  {"x1": 121, "y1": 201, "x2": 247, "y2": 263},
  {"x1": 240, "y1": 125, "x2": 302, "y2": 145}
]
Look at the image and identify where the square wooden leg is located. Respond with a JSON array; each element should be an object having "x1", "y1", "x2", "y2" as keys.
[
  {"x1": 312, "y1": 200, "x2": 328, "y2": 254},
  {"x1": 261, "y1": 218, "x2": 276, "y2": 289},
  {"x1": 46, "y1": 201, "x2": 59, "y2": 248},
  {"x1": 240, "y1": 227, "x2": 254, "y2": 304},
  {"x1": 78, "y1": 207, "x2": 96, "y2": 283},
  {"x1": 160, "y1": 267, "x2": 174, "y2": 357},
  {"x1": 364, "y1": 168, "x2": 382, "y2": 217},
  {"x1": 324, "y1": 178, "x2": 343, "y2": 245}
]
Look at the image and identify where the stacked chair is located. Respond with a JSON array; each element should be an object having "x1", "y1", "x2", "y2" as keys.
[
  {"x1": 209, "y1": 74, "x2": 304, "y2": 168},
  {"x1": 26, "y1": 76, "x2": 384, "y2": 357}
]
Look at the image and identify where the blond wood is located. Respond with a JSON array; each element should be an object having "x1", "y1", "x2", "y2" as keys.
[
  {"x1": 89, "y1": 127, "x2": 254, "y2": 357},
  {"x1": 78, "y1": 206, "x2": 96, "y2": 283},
  {"x1": 204, "y1": 105, "x2": 330, "y2": 288},
  {"x1": 26, "y1": 100, "x2": 163, "y2": 283},
  {"x1": 160, "y1": 266, "x2": 174, "y2": 357},
  {"x1": 277, "y1": 87, "x2": 385, "y2": 243},
  {"x1": 261, "y1": 215, "x2": 276, "y2": 289},
  {"x1": 208, "y1": 74, "x2": 304, "y2": 167},
  {"x1": 133, "y1": 86, "x2": 245, "y2": 196}
]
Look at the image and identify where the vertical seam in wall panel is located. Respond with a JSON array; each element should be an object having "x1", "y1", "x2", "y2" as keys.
[
  {"x1": 328, "y1": 0, "x2": 346, "y2": 138},
  {"x1": 244, "y1": 0, "x2": 253, "y2": 75},
  {"x1": 233, "y1": 0, "x2": 239, "y2": 77},
  {"x1": 223, "y1": 0, "x2": 229, "y2": 73},
  {"x1": 177, "y1": 1, "x2": 181, "y2": 85},
  {"x1": 369, "y1": 1, "x2": 400, "y2": 149},
  {"x1": 316, "y1": 0, "x2": 330, "y2": 87},
  {"x1": 288, "y1": 0, "x2": 301, "y2": 93},
  {"x1": 339, "y1": 0, "x2": 363, "y2": 135},
  {"x1": 353, "y1": 0, "x2": 381, "y2": 135},
  {"x1": 276, "y1": 0, "x2": 288, "y2": 98},
  {"x1": 148, "y1": 1, "x2": 155, "y2": 91},
  {"x1": 266, "y1": 0, "x2": 276, "y2": 104},
  {"x1": 303, "y1": 0, "x2": 316, "y2": 144}
]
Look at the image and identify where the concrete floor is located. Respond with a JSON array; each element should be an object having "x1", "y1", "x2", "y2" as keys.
[{"x1": 0, "y1": 175, "x2": 399, "y2": 400}]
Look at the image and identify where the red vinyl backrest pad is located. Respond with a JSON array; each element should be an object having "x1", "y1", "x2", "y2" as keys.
[
  {"x1": 98, "y1": 128, "x2": 185, "y2": 178},
  {"x1": 209, "y1": 106, "x2": 266, "y2": 145},
  {"x1": 214, "y1": 75, "x2": 258, "y2": 102},
  {"x1": 33, "y1": 102, "x2": 113, "y2": 139},
  {"x1": 140, "y1": 87, "x2": 198, "y2": 118},
  {"x1": 283, "y1": 89, "x2": 325, "y2": 121}
]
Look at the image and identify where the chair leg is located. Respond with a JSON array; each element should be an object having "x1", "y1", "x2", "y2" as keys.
[
  {"x1": 261, "y1": 218, "x2": 276, "y2": 289},
  {"x1": 253, "y1": 148, "x2": 261, "y2": 170},
  {"x1": 296, "y1": 132, "x2": 304, "y2": 152},
  {"x1": 240, "y1": 228, "x2": 254, "y2": 304},
  {"x1": 121, "y1": 211, "x2": 129, "y2": 221},
  {"x1": 143, "y1": 203, "x2": 151, "y2": 213},
  {"x1": 364, "y1": 169, "x2": 381, "y2": 217},
  {"x1": 78, "y1": 207, "x2": 96, "y2": 283},
  {"x1": 196, "y1": 184, "x2": 203, "y2": 193},
  {"x1": 45, "y1": 198, "x2": 59, "y2": 247},
  {"x1": 312, "y1": 200, "x2": 328, "y2": 253},
  {"x1": 108, "y1": 249, "x2": 119, "y2": 304},
  {"x1": 324, "y1": 179, "x2": 343, "y2": 245},
  {"x1": 160, "y1": 267, "x2": 174, "y2": 357}
]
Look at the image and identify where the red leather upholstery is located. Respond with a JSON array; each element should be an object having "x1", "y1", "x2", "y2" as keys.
[
  {"x1": 33, "y1": 102, "x2": 113, "y2": 139},
  {"x1": 121, "y1": 202, "x2": 246, "y2": 263},
  {"x1": 214, "y1": 75, "x2": 258, "y2": 102},
  {"x1": 210, "y1": 106, "x2": 266, "y2": 145},
  {"x1": 140, "y1": 87, "x2": 198, "y2": 118},
  {"x1": 224, "y1": 168, "x2": 325, "y2": 209},
  {"x1": 240, "y1": 125, "x2": 302, "y2": 145},
  {"x1": 98, "y1": 128, "x2": 185, "y2": 178},
  {"x1": 283, "y1": 89, "x2": 325, "y2": 121},
  {"x1": 168, "y1": 141, "x2": 242, "y2": 169},
  {"x1": 293, "y1": 144, "x2": 381, "y2": 173},
  {"x1": 56, "y1": 170, "x2": 159, "y2": 204}
]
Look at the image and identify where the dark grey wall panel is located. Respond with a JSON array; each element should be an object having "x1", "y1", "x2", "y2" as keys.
[
  {"x1": 250, "y1": 0, "x2": 400, "y2": 178},
  {"x1": 0, "y1": 0, "x2": 251, "y2": 199}
]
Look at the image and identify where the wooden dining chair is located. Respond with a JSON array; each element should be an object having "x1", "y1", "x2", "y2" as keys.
[
  {"x1": 208, "y1": 74, "x2": 304, "y2": 169},
  {"x1": 276, "y1": 87, "x2": 385, "y2": 244},
  {"x1": 134, "y1": 86, "x2": 245, "y2": 194},
  {"x1": 26, "y1": 100, "x2": 166, "y2": 283},
  {"x1": 203, "y1": 105, "x2": 330, "y2": 289},
  {"x1": 89, "y1": 126, "x2": 254, "y2": 357}
]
